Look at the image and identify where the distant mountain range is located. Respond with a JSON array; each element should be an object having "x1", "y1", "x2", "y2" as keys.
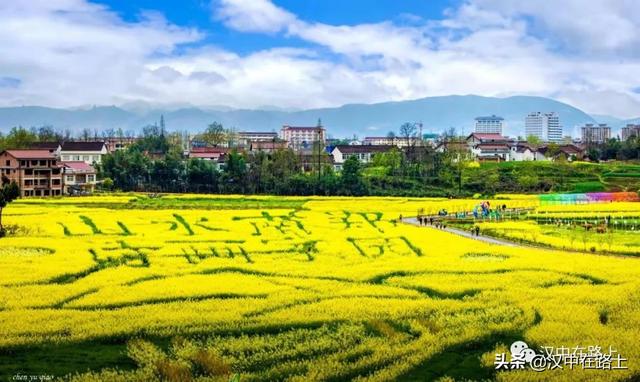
[{"x1": 0, "y1": 95, "x2": 635, "y2": 138}]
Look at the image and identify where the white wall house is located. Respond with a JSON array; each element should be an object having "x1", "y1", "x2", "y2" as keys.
[
  {"x1": 508, "y1": 143, "x2": 548, "y2": 161},
  {"x1": 330, "y1": 145, "x2": 395, "y2": 170},
  {"x1": 60, "y1": 142, "x2": 108, "y2": 165}
]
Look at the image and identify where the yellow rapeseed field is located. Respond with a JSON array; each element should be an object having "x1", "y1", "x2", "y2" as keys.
[{"x1": 0, "y1": 194, "x2": 639, "y2": 381}]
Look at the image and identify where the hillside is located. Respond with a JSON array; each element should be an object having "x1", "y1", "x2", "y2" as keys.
[{"x1": 0, "y1": 95, "x2": 596, "y2": 137}]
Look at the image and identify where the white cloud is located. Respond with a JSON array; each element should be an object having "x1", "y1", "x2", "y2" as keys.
[
  {"x1": 1, "y1": 0, "x2": 640, "y2": 119},
  {"x1": 213, "y1": 0, "x2": 295, "y2": 33}
]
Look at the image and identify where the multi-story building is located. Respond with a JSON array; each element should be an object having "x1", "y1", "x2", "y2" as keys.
[
  {"x1": 0, "y1": 150, "x2": 63, "y2": 197},
  {"x1": 280, "y1": 125, "x2": 326, "y2": 151},
  {"x1": 60, "y1": 141, "x2": 108, "y2": 164},
  {"x1": 249, "y1": 141, "x2": 288, "y2": 153},
  {"x1": 621, "y1": 124, "x2": 640, "y2": 141},
  {"x1": 581, "y1": 123, "x2": 611, "y2": 144},
  {"x1": 237, "y1": 131, "x2": 279, "y2": 147},
  {"x1": 62, "y1": 161, "x2": 97, "y2": 194},
  {"x1": 363, "y1": 136, "x2": 421, "y2": 147},
  {"x1": 525, "y1": 112, "x2": 562, "y2": 142},
  {"x1": 474, "y1": 115, "x2": 504, "y2": 135},
  {"x1": 104, "y1": 137, "x2": 140, "y2": 153}
]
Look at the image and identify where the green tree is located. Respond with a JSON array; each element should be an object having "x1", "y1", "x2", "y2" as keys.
[
  {"x1": 341, "y1": 156, "x2": 367, "y2": 195},
  {"x1": 0, "y1": 177, "x2": 20, "y2": 236},
  {"x1": 1, "y1": 127, "x2": 38, "y2": 150},
  {"x1": 221, "y1": 151, "x2": 247, "y2": 193},
  {"x1": 202, "y1": 122, "x2": 227, "y2": 147},
  {"x1": 526, "y1": 135, "x2": 541, "y2": 146}
]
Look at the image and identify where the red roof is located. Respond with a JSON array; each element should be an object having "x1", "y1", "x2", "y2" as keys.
[
  {"x1": 476, "y1": 144, "x2": 510, "y2": 150},
  {"x1": 190, "y1": 152, "x2": 225, "y2": 159},
  {"x1": 282, "y1": 126, "x2": 325, "y2": 131},
  {"x1": 190, "y1": 147, "x2": 229, "y2": 153},
  {"x1": 467, "y1": 133, "x2": 507, "y2": 140},
  {"x1": 3, "y1": 149, "x2": 56, "y2": 159},
  {"x1": 63, "y1": 161, "x2": 95, "y2": 173}
]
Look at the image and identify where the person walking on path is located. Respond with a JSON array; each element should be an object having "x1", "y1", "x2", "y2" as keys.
[{"x1": 475, "y1": 226, "x2": 480, "y2": 236}]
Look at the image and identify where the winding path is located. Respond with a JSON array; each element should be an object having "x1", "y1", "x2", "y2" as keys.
[{"x1": 403, "y1": 217, "x2": 519, "y2": 247}]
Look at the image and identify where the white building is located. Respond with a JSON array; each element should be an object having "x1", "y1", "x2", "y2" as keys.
[
  {"x1": 60, "y1": 142, "x2": 108, "y2": 165},
  {"x1": 280, "y1": 125, "x2": 326, "y2": 151},
  {"x1": 474, "y1": 115, "x2": 504, "y2": 134},
  {"x1": 330, "y1": 145, "x2": 395, "y2": 170},
  {"x1": 363, "y1": 136, "x2": 421, "y2": 147},
  {"x1": 508, "y1": 142, "x2": 548, "y2": 161},
  {"x1": 525, "y1": 112, "x2": 562, "y2": 142},
  {"x1": 237, "y1": 131, "x2": 279, "y2": 147}
]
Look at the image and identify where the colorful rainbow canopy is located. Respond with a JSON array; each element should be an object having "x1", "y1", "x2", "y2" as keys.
[{"x1": 538, "y1": 192, "x2": 640, "y2": 205}]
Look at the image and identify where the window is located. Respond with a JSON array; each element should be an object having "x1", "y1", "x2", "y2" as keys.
[
  {"x1": 73, "y1": 155, "x2": 80, "y2": 161},
  {"x1": 62, "y1": 155, "x2": 70, "y2": 161},
  {"x1": 83, "y1": 155, "x2": 89, "y2": 161},
  {"x1": 65, "y1": 175, "x2": 75, "y2": 183},
  {"x1": 5, "y1": 160, "x2": 9, "y2": 166},
  {"x1": 87, "y1": 175, "x2": 95, "y2": 182}
]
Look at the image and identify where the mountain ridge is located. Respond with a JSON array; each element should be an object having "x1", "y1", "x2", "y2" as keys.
[{"x1": 0, "y1": 95, "x2": 606, "y2": 138}]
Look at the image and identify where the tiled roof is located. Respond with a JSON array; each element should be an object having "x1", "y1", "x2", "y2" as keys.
[
  {"x1": 476, "y1": 144, "x2": 510, "y2": 150},
  {"x1": 61, "y1": 141, "x2": 106, "y2": 151},
  {"x1": 63, "y1": 161, "x2": 95, "y2": 172},
  {"x1": 190, "y1": 147, "x2": 229, "y2": 153},
  {"x1": 333, "y1": 145, "x2": 395, "y2": 154},
  {"x1": 3, "y1": 149, "x2": 56, "y2": 159},
  {"x1": 30, "y1": 142, "x2": 61, "y2": 150},
  {"x1": 282, "y1": 126, "x2": 324, "y2": 131},
  {"x1": 467, "y1": 133, "x2": 507, "y2": 140}
]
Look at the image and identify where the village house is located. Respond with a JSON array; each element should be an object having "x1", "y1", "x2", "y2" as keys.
[
  {"x1": 60, "y1": 141, "x2": 108, "y2": 165},
  {"x1": 62, "y1": 161, "x2": 98, "y2": 194},
  {"x1": 538, "y1": 144, "x2": 585, "y2": 161},
  {"x1": 0, "y1": 150, "x2": 63, "y2": 197},
  {"x1": 188, "y1": 147, "x2": 228, "y2": 170},
  {"x1": 249, "y1": 140, "x2": 288, "y2": 153},
  {"x1": 508, "y1": 142, "x2": 547, "y2": 161},
  {"x1": 331, "y1": 145, "x2": 395, "y2": 170},
  {"x1": 30, "y1": 142, "x2": 62, "y2": 154},
  {"x1": 466, "y1": 133, "x2": 511, "y2": 162},
  {"x1": 103, "y1": 137, "x2": 141, "y2": 153},
  {"x1": 237, "y1": 131, "x2": 279, "y2": 147}
]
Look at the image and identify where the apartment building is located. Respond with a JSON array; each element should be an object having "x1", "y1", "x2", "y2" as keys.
[
  {"x1": 0, "y1": 150, "x2": 63, "y2": 197},
  {"x1": 474, "y1": 115, "x2": 504, "y2": 135},
  {"x1": 280, "y1": 125, "x2": 326, "y2": 150},
  {"x1": 621, "y1": 124, "x2": 640, "y2": 141},
  {"x1": 581, "y1": 124, "x2": 611, "y2": 144}
]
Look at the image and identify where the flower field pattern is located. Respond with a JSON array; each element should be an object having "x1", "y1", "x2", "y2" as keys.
[{"x1": 1, "y1": 194, "x2": 640, "y2": 381}]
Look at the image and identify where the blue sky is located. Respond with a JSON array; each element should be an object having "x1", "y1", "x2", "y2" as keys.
[
  {"x1": 0, "y1": 1, "x2": 639, "y2": 117},
  {"x1": 94, "y1": 0, "x2": 456, "y2": 54}
]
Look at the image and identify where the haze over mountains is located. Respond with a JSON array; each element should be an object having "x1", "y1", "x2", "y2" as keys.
[{"x1": 0, "y1": 95, "x2": 635, "y2": 138}]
